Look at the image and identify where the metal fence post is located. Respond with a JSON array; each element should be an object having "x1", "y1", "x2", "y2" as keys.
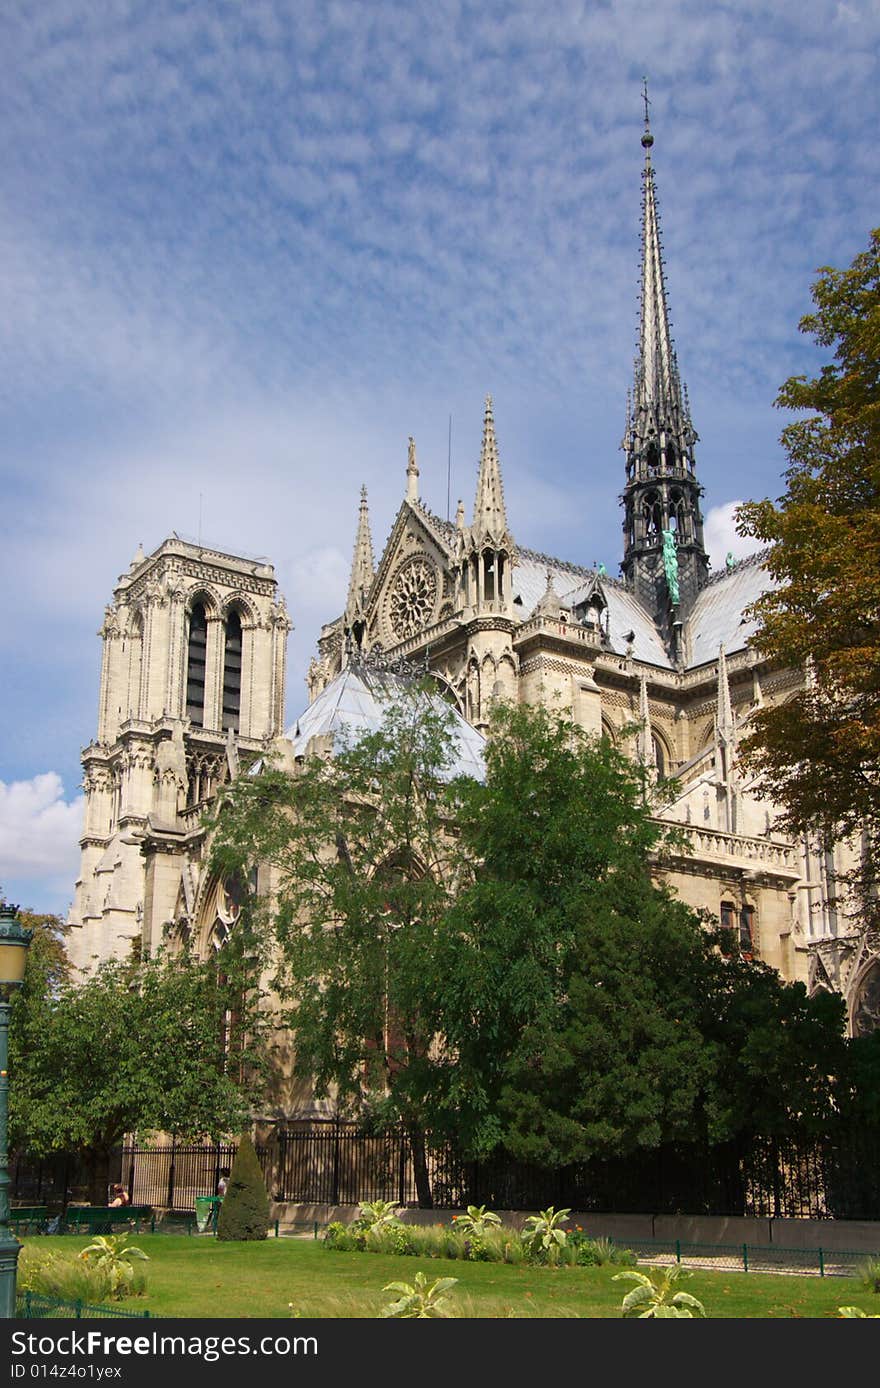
[
  {"x1": 675, "y1": 1239, "x2": 681, "y2": 1264},
  {"x1": 742, "y1": 1244, "x2": 749, "y2": 1273},
  {"x1": 167, "y1": 1138, "x2": 176, "y2": 1209},
  {"x1": 818, "y1": 1247, "x2": 825, "y2": 1277}
]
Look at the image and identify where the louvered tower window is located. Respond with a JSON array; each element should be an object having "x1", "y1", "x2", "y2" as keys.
[
  {"x1": 222, "y1": 611, "x2": 242, "y2": 731},
  {"x1": 186, "y1": 603, "x2": 208, "y2": 726}
]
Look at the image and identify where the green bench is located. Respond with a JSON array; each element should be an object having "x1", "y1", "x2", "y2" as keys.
[
  {"x1": 63, "y1": 1206, "x2": 153, "y2": 1235},
  {"x1": 9, "y1": 1206, "x2": 49, "y2": 1234}
]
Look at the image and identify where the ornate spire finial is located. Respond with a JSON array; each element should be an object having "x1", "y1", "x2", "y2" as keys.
[
  {"x1": 406, "y1": 435, "x2": 419, "y2": 503},
  {"x1": 641, "y1": 76, "x2": 653, "y2": 148}
]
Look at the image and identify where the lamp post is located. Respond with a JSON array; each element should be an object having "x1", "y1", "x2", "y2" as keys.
[{"x1": 0, "y1": 903, "x2": 33, "y2": 1319}]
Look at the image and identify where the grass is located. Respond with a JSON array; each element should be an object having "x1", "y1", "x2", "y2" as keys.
[{"x1": 20, "y1": 1235, "x2": 880, "y2": 1319}]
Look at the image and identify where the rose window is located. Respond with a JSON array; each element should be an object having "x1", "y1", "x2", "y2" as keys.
[{"x1": 388, "y1": 560, "x2": 438, "y2": 639}]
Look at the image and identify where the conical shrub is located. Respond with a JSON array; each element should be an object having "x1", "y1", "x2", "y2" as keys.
[{"x1": 216, "y1": 1133, "x2": 270, "y2": 1242}]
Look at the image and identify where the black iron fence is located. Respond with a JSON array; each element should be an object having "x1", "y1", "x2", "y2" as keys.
[
  {"x1": 268, "y1": 1123, "x2": 880, "y2": 1218},
  {"x1": 13, "y1": 1123, "x2": 880, "y2": 1219}
]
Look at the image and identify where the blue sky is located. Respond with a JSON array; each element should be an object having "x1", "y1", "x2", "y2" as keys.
[{"x1": 1, "y1": 0, "x2": 877, "y2": 914}]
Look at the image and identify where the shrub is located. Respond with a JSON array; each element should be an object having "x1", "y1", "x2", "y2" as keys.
[
  {"x1": 452, "y1": 1205, "x2": 502, "y2": 1236},
  {"x1": 381, "y1": 1272, "x2": 458, "y2": 1318},
  {"x1": 521, "y1": 1207, "x2": 571, "y2": 1265},
  {"x1": 18, "y1": 1244, "x2": 115, "y2": 1303},
  {"x1": 357, "y1": 1200, "x2": 400, "y2": 1232},
  {"x1": 569, "y1": 1233, "x2": 637, "y2": 1267},
  {"x1": 216, "y1": 1132, "x2": 270, "y2": 1242},
  {"x1": 613, "y1": 1266, "x2": 706, "y2": 1318},
  {"x1": 78, "y1": 1236, "x2": 149, "y2": 1300},
  {"x1": 858, "y1": 1257, "x2": 880, "y2": 1294}
]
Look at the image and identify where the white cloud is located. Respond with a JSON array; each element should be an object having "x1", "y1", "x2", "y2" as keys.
[
  {"x1": 704, "y1": 501, "x2": 763, "y2": 571},
  {"x1": 0, "y1": 773, "x2": 83, "y2": 886}
]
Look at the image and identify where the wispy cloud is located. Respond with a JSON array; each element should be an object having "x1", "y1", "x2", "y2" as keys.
[{"x1": 1, "y1": 0, "x2": 877, "y2": 906}]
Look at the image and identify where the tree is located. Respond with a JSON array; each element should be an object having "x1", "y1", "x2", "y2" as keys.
[
  {"x1": 10, "y1": 946, "x2": 267, "y2": 1203},
  {"x1": 736, "y1": 228, "x2": 880, "y2": 915},
  {"x1": 441, "y1": 700, "x2": 718, "y2": 1164},
  {"x1": 448, "y1": 702, "x2": 844, "y2": 1165},
  {"x1": 209, "y1": 680, "x2": 479, "y2": 1207},
  {"x1": 216, "y1": 1132, "x2": 270, "y2": 1241}
]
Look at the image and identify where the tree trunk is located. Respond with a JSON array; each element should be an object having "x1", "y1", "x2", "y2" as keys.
[
  {"x1": 407, "y1": 1125, "x2": 433, "y2": 1209},
  {"x1": 86, "y1": 1148, "x2": 112, "y2": 1205}
]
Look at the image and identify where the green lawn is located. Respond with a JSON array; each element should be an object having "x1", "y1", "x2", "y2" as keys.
[{"x1": 24, "y1": 1235, "x2": 880, "y2": 1319}]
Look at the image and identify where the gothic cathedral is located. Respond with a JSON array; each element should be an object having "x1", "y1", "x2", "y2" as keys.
[{"x1": 67, "y1": 110, "x2": 880, "y2": 1043}]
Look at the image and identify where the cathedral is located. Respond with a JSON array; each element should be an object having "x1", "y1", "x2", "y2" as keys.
[{"x1": 66, "y1": 109, "x2": 880, "y2": 1042}]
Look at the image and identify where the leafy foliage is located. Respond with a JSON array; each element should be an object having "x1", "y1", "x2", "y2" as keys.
[
  {"x1": 216, "y1": 1132, "x2": 270, "y2": 1241},
  {"x1": 11, "y1": 946, "x2": 265, "y2": 1201},
  {"x1": 452, "y1": 1205, "x2": 502, "y2": 1236},
  {"x1": 210, "y1": 680, "x2": 479, "y2": 1204},
  {"x1": 78, "y1": 1236, "x2": 149, "y2": 1299},
  {"x1": 381, "y1": 1271, "x2": 459, "y2": 1318},
  {"x1": 736, "y1": 227, "x2": 880, "y2": 913},
  {"x1": 613, "y1": 1266, "x2": 706, "y2": 1318},
  {"x1": 356, "y1": 1199, "x2": 400, "y2": 1232},
  {"x1": 520, "y1": 1206, "x2": 571, "y2": 1264}
]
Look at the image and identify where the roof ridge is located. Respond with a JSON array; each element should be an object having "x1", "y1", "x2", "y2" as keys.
[{"x1": 703, "y1": 547, "x2": 769, "y2": 587}]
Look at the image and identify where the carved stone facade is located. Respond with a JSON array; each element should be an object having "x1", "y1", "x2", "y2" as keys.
[{"x1": 67, "y1": 537, "x2": 290, "y2": 971}]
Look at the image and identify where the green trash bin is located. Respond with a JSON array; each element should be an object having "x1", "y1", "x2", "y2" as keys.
[{"x1": 195, "y1": 1196, "x2": 222, "y2": 1233}]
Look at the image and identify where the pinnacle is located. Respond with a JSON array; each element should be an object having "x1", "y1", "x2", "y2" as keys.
[
  {"x1": 346, "y1": 484, "x2": 376, "y2": 623},
  {"x1": 472, "y1": 394, "x2": 510, "y2": 545}
]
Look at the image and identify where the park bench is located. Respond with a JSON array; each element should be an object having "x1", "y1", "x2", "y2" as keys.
[
  {"x1": 9, "y1": 1206, "x2": 49, "y2": 1234},
  {"x1": 63, "y1": 1206, "x2": 153, "y2": 1235}
]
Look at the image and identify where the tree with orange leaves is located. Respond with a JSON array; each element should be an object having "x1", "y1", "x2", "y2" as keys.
[{"x1": 737, "y1": 228, "x2": 880, "y2": 916}]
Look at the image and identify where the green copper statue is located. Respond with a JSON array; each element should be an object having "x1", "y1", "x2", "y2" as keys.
[{"x1": 661, "y1": 528, "x2": 680, "y2": 605}]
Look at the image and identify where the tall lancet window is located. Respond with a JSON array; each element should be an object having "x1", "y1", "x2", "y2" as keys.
[
  {"x1": 186, "y1": 603, "x2": 208, "y2": 726},
  {"x1": 222, "y1": 611, "x2": 242, "y2": 732}
]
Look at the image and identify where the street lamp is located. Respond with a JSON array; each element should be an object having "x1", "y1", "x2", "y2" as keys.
[{"x1": 0, "y1": 903, "x2": 33, "y2": 1319}]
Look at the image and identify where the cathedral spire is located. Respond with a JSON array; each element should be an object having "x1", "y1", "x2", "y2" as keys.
[
  {"x1": 472, "y1": 395, "x2": 510, "y2": 546},
  {"x1": 621, "y1": 83, "x2": 708, "y2": 618},
  {"x1": 345, "y1": 485, "x2": 375, "y2": 638}
]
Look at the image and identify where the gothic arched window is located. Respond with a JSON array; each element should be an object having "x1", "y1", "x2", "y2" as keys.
[
  {"x1": 186, "y1": 603, "x2": 208, "y2": 726},
  {"x1": 222, "y1": 610, "x2": 243, "y2": 732},
  {"x1": 853, "y1": 961, "x2": 880, "y2": 1037},
  {"x1": 643, "y1": 492, "x2": 662, "y2": 541}
]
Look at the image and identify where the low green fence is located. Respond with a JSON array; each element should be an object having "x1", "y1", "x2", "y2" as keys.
[
  {"x1": 15, "y1": 1292, "x2": 151, "y2": 1319},
  {"x1": 628, "y1": 1238, "x2": 880, "y2": 1278}
]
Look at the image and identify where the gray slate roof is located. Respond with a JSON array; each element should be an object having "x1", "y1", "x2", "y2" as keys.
[
  {"x1": 285, "y1": 664, "x2": 486, "y2": 781},
  {"x1": 685, "y1": 554, "x2": 772, "y2": 666}
]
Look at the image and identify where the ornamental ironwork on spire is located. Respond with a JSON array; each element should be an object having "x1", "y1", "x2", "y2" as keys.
[{"x1": 621, "y1": 83, "x2": 708, "y2": 622}]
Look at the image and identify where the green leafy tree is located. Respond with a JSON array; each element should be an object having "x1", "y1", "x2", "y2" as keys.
[
  {"x1": 736, "y1": 228, "x2": 880, "y2": 915},
  {"x1": 448, "y1": 703, "x2": 845, "y2": 1164},
  {"x1": 209, "y1": 680, "x2": 478, "y2": 1207},
  {"x1": 11, "y1": 946, "x2": 266, "y2": 1203},
  {"x1": 216, "y1": 1132, "x2": 270, "y2": 1241}
]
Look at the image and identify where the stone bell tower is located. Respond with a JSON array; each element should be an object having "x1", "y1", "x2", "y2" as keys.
[{"x1": 67, "y1": 536, "x2": 291, "y2": 970}]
